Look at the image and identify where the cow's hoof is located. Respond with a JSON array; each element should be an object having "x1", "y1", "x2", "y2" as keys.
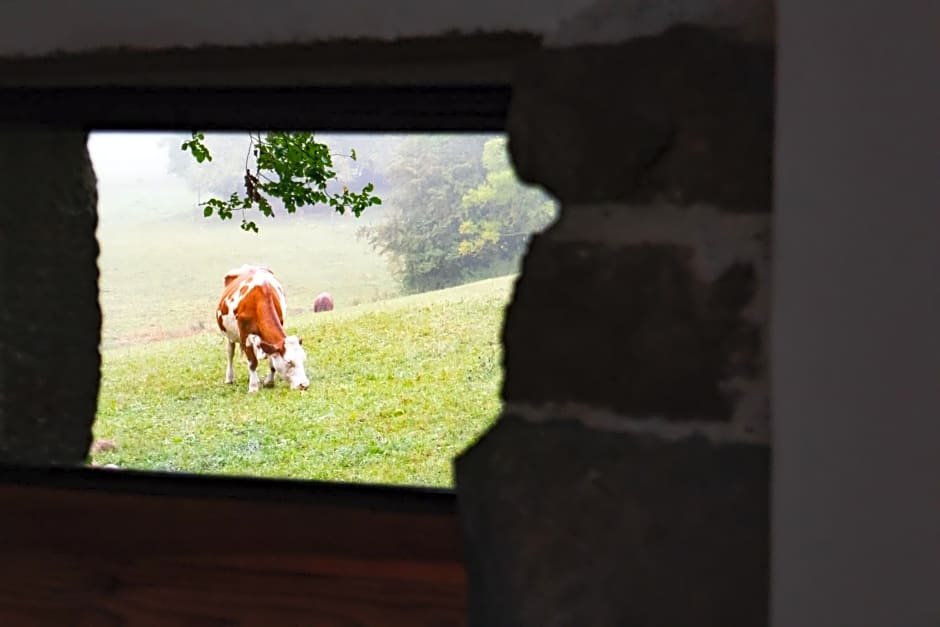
[
  {"x1": 248, "y1": 386, "x2": 260, "y2": 394},
  {"x1": 224, "y1": 379, "x2": 235, "y2": 385},
  {"x1": 263, "y1": 380, "x2": 275, "y2": 389}
]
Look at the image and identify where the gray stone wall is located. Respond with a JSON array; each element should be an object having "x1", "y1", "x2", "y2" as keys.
[
  {"x1": 456, "y1": 24, "x2": 773, "y2": 627},
  {"x1": 0, "y1": 131, "x2": 100, "y2": 465}
]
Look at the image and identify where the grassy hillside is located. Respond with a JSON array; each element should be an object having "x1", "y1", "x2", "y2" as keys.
[
  {"x1": 91, "y1": 275, "x2": 516, "y2": 487},
  {"x1": 97, "y1": 211, "x2": 399, "y2": 349}
]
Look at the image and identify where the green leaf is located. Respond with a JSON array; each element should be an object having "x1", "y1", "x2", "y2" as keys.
[{"x1": 185, "y1": 131, "x2": 381, "y2": 234}]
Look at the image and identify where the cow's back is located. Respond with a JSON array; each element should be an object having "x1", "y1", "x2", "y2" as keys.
[
  {"x1": 216, "y1": 266, "x2": 286, "y2": 339},
  {"x1": 223, "y1": 264, "x2": 273, "y2": 287}
]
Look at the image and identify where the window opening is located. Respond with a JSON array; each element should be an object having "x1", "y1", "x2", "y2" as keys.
[{"x1": 88, "y1": 130, "x2": 558, "y2": 488}]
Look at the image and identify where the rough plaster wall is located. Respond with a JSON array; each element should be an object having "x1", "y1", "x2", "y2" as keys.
[
  {"x1": 0, "y1": 0, "x2": 772, "y2": 57},
  {"x1": 456, "y1": 20, "x2": 773, "y2": 627},
  {"x1": 0, "y1": 0, "x2": 933, "y2": 625},
  {"x1": 0, "y1": 131, "x2": 100, "y2": 466},
  {"x1": 502, "y1": 24, "x2": 773, "y2": 443}
]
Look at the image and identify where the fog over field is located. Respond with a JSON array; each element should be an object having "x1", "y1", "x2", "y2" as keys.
[{"x1": 87, "y1": 131, "x2": 555, "y2": 486}]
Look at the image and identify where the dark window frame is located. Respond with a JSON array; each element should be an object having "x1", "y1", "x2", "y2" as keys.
[
  {"x1": 0, "y1": 85, "x2": 511, "y2": 131},
  {"x1": 0, "y1": 84, "x2": 511, "y2": 508}
]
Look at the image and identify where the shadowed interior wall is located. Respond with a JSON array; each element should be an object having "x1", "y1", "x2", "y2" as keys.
[
  {"x1": 771, "y1": 1, "x2": 940, "y2": 625},
  {"x1": 0, "y1": 131, "x2": 100, "y2": 465},
  {"x1": 455, "y1": 22, "x2": 773, "y2": 626},
  {"x1": 0, "y1": 0, "x2": 937, "y2": 626}
]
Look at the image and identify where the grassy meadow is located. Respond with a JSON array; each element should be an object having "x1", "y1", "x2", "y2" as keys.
[
  {"x1": 93, "y1": 200, "x2": 512, "y2": 488},
  {"x1": 97, "y1": 210, "x2": 400, "y2": 350}
]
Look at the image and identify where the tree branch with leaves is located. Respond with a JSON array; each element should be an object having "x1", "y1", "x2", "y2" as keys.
[{"x1": 181, "y1": 131, "x2": 382, "y2": 233}]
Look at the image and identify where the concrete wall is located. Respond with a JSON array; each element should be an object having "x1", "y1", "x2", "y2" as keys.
[{"x1": 0, "y1": 0, "x2": 937, "y2": 625}]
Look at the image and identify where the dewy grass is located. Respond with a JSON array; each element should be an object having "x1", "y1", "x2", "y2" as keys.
[{"x1": 92, "y1": 275, "x2": 515, "y2": 488}]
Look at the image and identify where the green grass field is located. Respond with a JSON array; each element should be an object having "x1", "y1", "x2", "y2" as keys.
[
  {"x1": 93, "y1": 196, "x2": 514, "y2": 487},
  {"x1": 97, "y1": 209, "x2": 400, "y2": 350},
  {"x1": 92, "y1": 275, "x2": 514, "y2": 487},
  {"x1": 91, "y1": 149, "x2": 517, "y2": 488}
]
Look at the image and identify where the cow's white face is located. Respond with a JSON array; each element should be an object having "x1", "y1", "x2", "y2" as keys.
[{"x1": 270, "y1": 335, "x2": 310, "y2": 391}]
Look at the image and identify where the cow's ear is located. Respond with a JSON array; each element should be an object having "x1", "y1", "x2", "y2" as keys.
[
  {"x1": 259, "y1": 340, "x2": 280, "y2": 355},
  {"x1": 298, "y1": 337, "x2": 303, "y2": 346}
]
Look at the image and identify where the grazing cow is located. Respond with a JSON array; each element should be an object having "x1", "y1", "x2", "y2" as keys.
[
  {"x1": 313, "y1": 292, "x2": 334, "y2": 313},
  {"x1": 216, "y1": 264, "x2": 310, "y2": 393}
]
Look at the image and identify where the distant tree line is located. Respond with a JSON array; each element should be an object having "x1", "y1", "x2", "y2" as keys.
[
  {"x1": 165, "y1": 132, "x2": 557, "y2": 293},
  {"x1": 358, "y1": 135, "x2": 556, "y2": 292}
]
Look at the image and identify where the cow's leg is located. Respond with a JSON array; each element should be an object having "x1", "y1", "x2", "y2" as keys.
[
  {"x1": 242, "y1": 338, "x2": 261, "y2": 394},
  {"x1": 248, "y1": 365, "x2": 261, "y2": 393},
  {"x1": 263, "y1": 363, "x2": 276, "y2": 388},
  {"x1": 247, "y1": 361, "x2": 261, "y2": 394},
  {"x1": 225, "y1": 340, "x2": 236, "y2": 384}
]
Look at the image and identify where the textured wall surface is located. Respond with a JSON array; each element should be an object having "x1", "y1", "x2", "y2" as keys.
[
  {"x1": 0, "y1": 0, "x2": 778, "y2": 625},
  {"x1": 0, "y1": 0, "x2": 772, "y2": 56},
  {"x1": 0, "y1": 131, "x2": 100, "y2": 465},
  {"x1": 456, "y1": 21, "x2": 773, "y2": 627},
  {"x1": 0, "y1": 1, "x2": 936, "y2": 626}
]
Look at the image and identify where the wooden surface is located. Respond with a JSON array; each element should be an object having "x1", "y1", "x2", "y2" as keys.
[{"x1": 0, "y1": 467, "x2": 466, "y2": 626}]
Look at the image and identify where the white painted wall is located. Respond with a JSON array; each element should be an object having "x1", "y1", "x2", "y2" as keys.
[{"x1": 772, "y1": 1, "x2": 940, "y2": 625}]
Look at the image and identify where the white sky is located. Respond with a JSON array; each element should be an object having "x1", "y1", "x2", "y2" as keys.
[{"x1": 87, "y1": 132, "x2": 175, "y2": 183}]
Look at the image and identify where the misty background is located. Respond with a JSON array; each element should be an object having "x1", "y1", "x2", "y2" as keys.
[{"x1": 88, "y1": 132, "x2": 557, "y2": 349}]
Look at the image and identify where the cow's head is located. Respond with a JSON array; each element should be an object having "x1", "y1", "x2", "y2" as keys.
[{"x1": 248, "y1": 334, "x2": 310, "y2": 391}]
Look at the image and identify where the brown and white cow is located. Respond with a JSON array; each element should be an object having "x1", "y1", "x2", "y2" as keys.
[
  {"x1": 216, "y1": 264, "x2": 310, "y2": 393},
  {"x1": 313, "y1": 292, "x2": 334, "y2": 313}
]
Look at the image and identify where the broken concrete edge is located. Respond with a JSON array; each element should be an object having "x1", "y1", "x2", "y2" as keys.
[{"x1": 507, "y1": 23, "x2": 775, "y2": 210}]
